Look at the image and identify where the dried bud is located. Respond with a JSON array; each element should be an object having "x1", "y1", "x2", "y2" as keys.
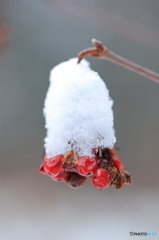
[{"x1": 67, "y1": 172, "x2": 87, "y2": 188}]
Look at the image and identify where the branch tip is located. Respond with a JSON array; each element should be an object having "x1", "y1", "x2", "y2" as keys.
[{"x1": 77, "y1": 38, "x2": 159, "y2": 84}]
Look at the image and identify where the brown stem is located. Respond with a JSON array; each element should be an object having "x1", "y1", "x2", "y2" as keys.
[{"x1": 77, "y1": 39, "x2": 159, "y2": 84}]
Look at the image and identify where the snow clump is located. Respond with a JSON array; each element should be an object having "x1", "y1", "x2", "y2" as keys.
[{"x1": 44, "y1": 58, "x2": 116, "y2": 158}]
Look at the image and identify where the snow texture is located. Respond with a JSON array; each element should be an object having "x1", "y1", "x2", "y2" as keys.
[{"x1": 44, "y1": 58, "x2": 116, "y2": 158}]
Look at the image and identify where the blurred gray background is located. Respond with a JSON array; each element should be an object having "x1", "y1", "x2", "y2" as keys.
[{"x1": 0, "y1": 0, "x2": 159, "y2": 239}]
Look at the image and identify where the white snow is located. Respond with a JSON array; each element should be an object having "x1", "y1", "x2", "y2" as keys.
[{"x1": 44, "y1": 58, "x2": 116, "y2": 158}]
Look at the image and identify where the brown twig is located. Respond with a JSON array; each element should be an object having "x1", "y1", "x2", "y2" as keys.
[{"x1": 77, "y1": 39, "x2": 159, "y2": 84}]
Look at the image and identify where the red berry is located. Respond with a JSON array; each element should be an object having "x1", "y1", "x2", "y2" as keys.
[
  {"x1": 91, "y1": 169, "x2": 110, "y2": 189},
  {"x1": 44, "y1": 154, "x2": 64, "y2": 176},
  {"x1": 113, "y1": 155, "x2": 124, "y2": 170},
  {"x1": 76, "y1": 156, "x2": 98, "y2": 176},
  {"x1": 38, "y1": 163, "x2": 48, "y2": 175},
  {"x1": 52, "y1": 171, "x2": 71, "y2": 182}
]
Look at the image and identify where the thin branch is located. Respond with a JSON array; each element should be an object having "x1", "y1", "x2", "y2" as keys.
[{"x1": 77, "y1": 39, "x2": 159, "y2": 84}]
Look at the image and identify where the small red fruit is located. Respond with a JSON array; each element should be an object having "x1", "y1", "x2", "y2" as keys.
[
  {"x1": 43, "y1": 154, "x2": 64, "y2": 176},
  {"x1": 76, "y1": 156, "x2": 98, "y2": 176},
  {"x1": 113, "y1": 155, "x2": 124, "y2": 171},
  {"x1": 52, "y1": 171, "x2": 71, "y2": 182},
  {"x1": 38, "y1": 163, "x2": 48, "y2": 175},
  {"x1": 91, "y1": 168, "x2": 110, "y2": 189}
]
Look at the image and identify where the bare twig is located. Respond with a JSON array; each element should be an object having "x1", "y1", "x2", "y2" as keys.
[{"x1": 77, "y1": 39, "x2": 159, "y2": 84}]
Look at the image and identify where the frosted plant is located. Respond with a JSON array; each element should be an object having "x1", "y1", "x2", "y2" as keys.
[{"x1": 39, "y1": 57, "x2": 132, "y2": 189}]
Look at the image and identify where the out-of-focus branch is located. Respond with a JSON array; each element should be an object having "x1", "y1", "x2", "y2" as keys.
[
  {"x1": 78, "y1": 39, "x2": 159, "y2": 84},
  {"x1": 0, "y1": 1, "x2": 9, "y2": 53},
  {"x1": 46, "y1": 0, "x2": 159, "y2": 50},
  {"x1": 0, "y1": 23, "x2": 9, "y2": 52}
]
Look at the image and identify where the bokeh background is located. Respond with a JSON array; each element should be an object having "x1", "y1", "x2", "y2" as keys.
[{"x1": 0, "y1": 0, "x2": 159, "y2": 239}]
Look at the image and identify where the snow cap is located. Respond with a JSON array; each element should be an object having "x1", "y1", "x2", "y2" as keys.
[{"x1": 44, "y1": 58, "x2": 116, "y2": 157}]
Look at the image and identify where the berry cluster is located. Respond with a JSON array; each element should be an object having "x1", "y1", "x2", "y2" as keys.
[{"x1": 38, "y1": 148, "x2": 132, "y2": 189}]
